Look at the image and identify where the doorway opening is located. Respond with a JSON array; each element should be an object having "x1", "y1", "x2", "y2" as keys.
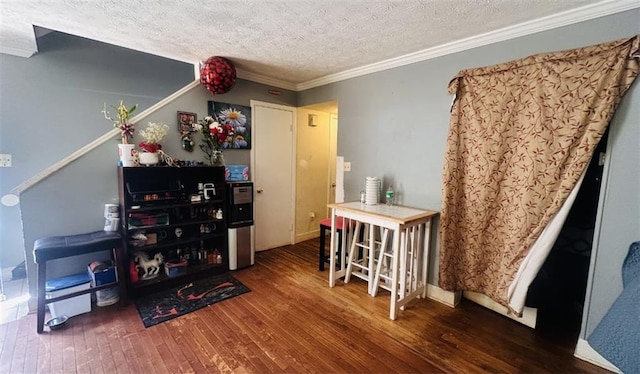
[
  {"x1": 526, "y1": 128, "x2": 610, "y2": 340},
  {"x1": 294, "y1": 101, "x2": 338, "y2": 243}
]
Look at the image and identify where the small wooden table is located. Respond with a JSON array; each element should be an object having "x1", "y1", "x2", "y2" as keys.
[{"x1": 327, "y1": 202, "x2": 438, "y2": 320}]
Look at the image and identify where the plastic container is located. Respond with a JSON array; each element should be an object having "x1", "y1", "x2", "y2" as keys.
[
  {"x1": 45, "y1": 272, "x2": 92, "y2": 318},
  {"x1": 165, "y1": 260, "x2": 187, "y2": 277},
  {"x1": 88, "y1": 261, "x2": 119, "y2": 307}
]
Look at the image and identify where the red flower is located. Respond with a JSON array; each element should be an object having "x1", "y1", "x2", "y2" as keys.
[{"x1": 139, "y1": 142, "x2": 162, "y2": 153}]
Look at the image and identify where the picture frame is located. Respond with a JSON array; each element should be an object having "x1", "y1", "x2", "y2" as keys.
[
  {"x1": 208, "y1": 101, "x2": 252, "y2": 149},
  {"x1": 177, "y1": 111, "x2": 197, "y2": 134}
]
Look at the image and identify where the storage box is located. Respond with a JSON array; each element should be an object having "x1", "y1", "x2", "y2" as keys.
[
  {"x1": 88, "y1": 261, "x2": 119, "y2": 307},
  {"x1": 89, "y1": 261, "x2": 117, "y2": 284},
  {"x1": 225, "y1": 165, "x2": 249, "y2": 181},
  {"x1": 128, "y1": 213, "x2": 169, "y2": 228},
  {"x1": 45, "y1": 272, "x2": 92, "y2": 318},
  {"x1": 165, "y1": 260, "x2": 187, "y2": 278}
]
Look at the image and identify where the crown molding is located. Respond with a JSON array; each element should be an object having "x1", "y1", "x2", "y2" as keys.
[
  {"x1": 236, "y1": 69, "x2": 297, "y2": 91},
  {"x1": 295, "y1": 0, "x2": 640, "y2": 91},
  {"x1": 191, "y1": 62, "x2": 297, "y2": 91}
]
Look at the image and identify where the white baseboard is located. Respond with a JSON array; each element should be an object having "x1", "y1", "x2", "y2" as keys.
[
  {"x1": 426, "y1": 284, "x2": 461, "y2": 307},
  {"x1": 295, "y1": 230, "x2": 320, "y2": 244},
  {"x1": 462, "y1": 291, "x2": 538, "y2": 328},
  {"x1": 574, "y1": 339, "x2": 620, "y2": 373}
]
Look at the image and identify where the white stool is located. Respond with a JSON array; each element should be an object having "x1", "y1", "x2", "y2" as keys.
[
  {"x1": 372, "y1": 224, "x2": 428, "y2": 303},
  {"x1": 344, "y1": 221, "x2": 390, "y2": 295}
]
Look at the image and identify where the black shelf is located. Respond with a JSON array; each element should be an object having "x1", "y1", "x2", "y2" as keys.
[
  {"x1": 127, "y1": 232, "x2": 226, "y2": 253},
  {"x1": 130, "y1": 262, "x2": 226, "y2": 289},
  {"x1": 129, "y1": 199, "x2": 225, "y2": 212},
  {"x1": 117, "y1": 166, "x2": 229, "y2": 298},
  {"x1": 127, "y1": 219, "x2": 225, "y2": 232}
]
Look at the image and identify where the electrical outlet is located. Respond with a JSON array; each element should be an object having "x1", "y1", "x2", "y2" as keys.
[
  {"x1": 309, "y1": 212, "x2": 315, "y2": 219},
  {"x1": 343, "y1": 162, "x2": 351, "y2": 172},
  {"x1": 0, "y1": 154, "x2": 11, "y2": 167}
]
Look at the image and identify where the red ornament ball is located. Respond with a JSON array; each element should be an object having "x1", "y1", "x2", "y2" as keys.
[{"x1": 200, "y1": 56, "x2": 236, "y2": 95}]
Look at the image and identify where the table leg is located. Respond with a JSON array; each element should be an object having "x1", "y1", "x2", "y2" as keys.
[
  {"x1": 367, "y1": 222, "x2": 375, "y2": 294},
  {"x1": 389, "y1": 228, "x2": 400, "y2": 320},
  {"x1": 399, "y1": 228, "x2": 408, "y2": 311},
  {"x1": 422, "y1": 220, "x2": 431, "y2": 298}
]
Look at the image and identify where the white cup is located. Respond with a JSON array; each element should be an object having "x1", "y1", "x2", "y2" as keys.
[{"x1": 104, "y1": 218, "x2": 120, "y2": 231}]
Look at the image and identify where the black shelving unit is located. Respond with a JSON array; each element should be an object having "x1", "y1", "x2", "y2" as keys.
[{"x1": 118, "y1": 166, "x2": 228, "y2": 296}]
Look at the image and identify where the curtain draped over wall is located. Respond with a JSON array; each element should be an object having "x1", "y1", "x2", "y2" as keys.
[{"x1": 439, "y1": 36, "x2": 639, "y2": 313}]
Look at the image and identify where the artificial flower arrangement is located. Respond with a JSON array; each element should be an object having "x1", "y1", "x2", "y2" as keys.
[
  {"x1": 194, "y1": 115, "x2": 234, "y2": 165},
  {"x1": 137, "y1": 122, "x2": 177, "y2": 166},
  {"x1": 138, "y1": 122, "x2": 169, "y2": 153},
  {"x1": 102, "y1": 100, "x2": 137, "y2": 144}
]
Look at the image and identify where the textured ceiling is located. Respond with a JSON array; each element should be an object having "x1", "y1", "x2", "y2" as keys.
[{"x1": 0, "y1": 0, "x2": 635, "y2": 90}]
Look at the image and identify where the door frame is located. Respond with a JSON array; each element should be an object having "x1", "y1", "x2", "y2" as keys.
[
  {"x1": 250, "y1": 100, "x2": 297, "y2": 247},
  {"x1": 326, "y1": 114, "x2": 339, "y2": 217}
]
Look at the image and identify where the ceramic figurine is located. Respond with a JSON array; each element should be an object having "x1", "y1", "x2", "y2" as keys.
[{"x1": 134, "y1": 251, "x2": 164, "y2": 280}]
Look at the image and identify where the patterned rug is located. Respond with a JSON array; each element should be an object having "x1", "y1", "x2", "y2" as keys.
[{"x1": 134, "y1": 273, "x2": 250, "y2": 328}]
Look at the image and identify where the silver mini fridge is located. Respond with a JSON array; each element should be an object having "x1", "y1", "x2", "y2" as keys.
[{"x1": 226, "y1": 182, "x2": 254, "y2": 270}]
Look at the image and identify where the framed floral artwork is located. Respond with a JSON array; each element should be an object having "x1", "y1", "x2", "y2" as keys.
[{"x1": 207, "y1": 101, "x2": 251, "y2": 149}]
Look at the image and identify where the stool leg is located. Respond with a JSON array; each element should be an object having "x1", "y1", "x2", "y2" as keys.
[
  {"x1": 337, "y1": 229, "x2": 342, "y2": 269},
  {"x1": 319, "y1": 225, "x2": 326, "y2": 271},
  {"x1": 37, "y1": 262, "x2": 46, "y2": 334}
]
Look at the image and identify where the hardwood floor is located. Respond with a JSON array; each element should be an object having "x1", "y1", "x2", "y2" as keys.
[{"x1": 0, "y1": 239, "x2": 607, "y2": 373}]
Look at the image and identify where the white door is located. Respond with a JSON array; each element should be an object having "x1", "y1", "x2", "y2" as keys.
[{"x1": 251, "y1": 101, "x2": 295, "y2": 251}]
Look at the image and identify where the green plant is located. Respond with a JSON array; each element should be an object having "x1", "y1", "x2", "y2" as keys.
[{"x1": 102, "y1": 100, "x2": 138, "y2": 144}]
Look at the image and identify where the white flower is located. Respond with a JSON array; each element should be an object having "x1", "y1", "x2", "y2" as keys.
[
  {"x1": 218, "y1": 108, "x2": 247, "y2": 128},
  {"x1": 139, "y1": 122, "x2": 169, "y2": 144}
]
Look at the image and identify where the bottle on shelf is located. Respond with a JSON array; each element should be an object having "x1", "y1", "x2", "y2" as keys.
[
  {"x1": 385, "y1": 185, "x2": 395, "y2": 206},
  {"x1": 198, "y1": 183, "x2": 205, "y2": 200}
]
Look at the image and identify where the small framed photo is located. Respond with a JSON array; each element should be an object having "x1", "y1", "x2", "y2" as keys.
[{"x1": 177, "y1": 111, "x2": 197, "y2": 134}]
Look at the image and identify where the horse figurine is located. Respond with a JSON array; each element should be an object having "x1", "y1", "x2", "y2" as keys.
[{"x1": 133, "y1": 251, "x2": 164, "y2": 279}]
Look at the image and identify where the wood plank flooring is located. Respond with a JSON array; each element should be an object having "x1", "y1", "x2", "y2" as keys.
[{"x1": 0, "y1": 239, "x2": 607, "y2": 373}]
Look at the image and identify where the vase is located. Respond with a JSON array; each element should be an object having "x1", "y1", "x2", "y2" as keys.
[
  {"x1": 139, "y1": 152, "x2": 159, "y2": 166},
  {"x1": 118, "y1": 144, "x2": 135, "y2": 167},
  {"x1": 212, "y1": 150, "x2": 225, "y2": 166}
]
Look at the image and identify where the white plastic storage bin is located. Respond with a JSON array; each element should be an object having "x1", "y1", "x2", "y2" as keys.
[{"x1": 45, "y1": 272, "x2": 92, "y2": 318}]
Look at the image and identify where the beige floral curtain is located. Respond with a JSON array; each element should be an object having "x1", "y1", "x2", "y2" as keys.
[{"x1": 439, "y1": 36, "x2": 640, "y2": 310}]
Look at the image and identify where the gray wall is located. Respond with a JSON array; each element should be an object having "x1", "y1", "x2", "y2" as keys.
[
  {"x1": 0, "y1": 31, "x2": 195, "y2": 271},
  {"x1": 298, "y1": 9, "x2": 639, "y2": 339},
  {"x1": 141, "y1": 78, "x2": 296, "y2": 168},
  {"x1": 0, "y1": 31, "x2": 194, "y2": 304},
  {"x1": 0, "y1": 31, "x2": 295, "y2": 307}
]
